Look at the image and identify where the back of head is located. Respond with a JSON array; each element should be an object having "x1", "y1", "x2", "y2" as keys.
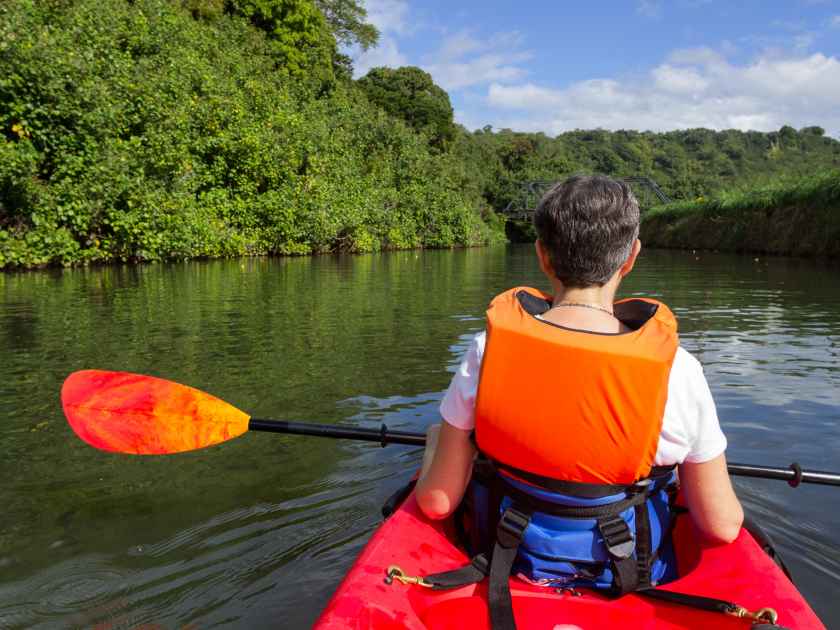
[{"x1": 533, "y1": 175, "x2": 640, "y2": 288}]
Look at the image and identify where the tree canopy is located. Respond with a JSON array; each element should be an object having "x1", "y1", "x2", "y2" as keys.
[
  {"x1": 357, "y1": 66, "x2": 456, "y2": 150},
  {"x1": 314, "y1": 0, "x2": 378, "y2": 50},
  {"x1": 453, "y1": 124, "x2": 840, "y2": 216},
  {"x1": 0, "y1": 0, "x2": 496, "y2": 268}
]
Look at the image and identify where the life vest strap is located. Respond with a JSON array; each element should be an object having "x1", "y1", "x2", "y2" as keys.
[
  {"x1": 491, "y1": 458, "x2": 676, "y2": 499},
  {"x1": 488, "y1": 507, "x2": 532, "y2": 630},
  {"x1": 495, "y1": 470, "x2": 651, "y2": 519},
  {"x1": 426, "y1": 505, "x2": 644, "y2": 629},
  {"x1": 598, "y1": 516, "x2": 639, "y2": 595},
  {"x1": 423, "y1": 553, "x2": 489, "y2": 590},
  {"x1": 634, "y1": 501, "x2": 653, "y2": 587},
  {"x1": 419, "y1": 461, "x2": 679, "y2": 630}
]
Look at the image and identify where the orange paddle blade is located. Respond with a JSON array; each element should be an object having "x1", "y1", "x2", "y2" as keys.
[{"x1": 61, "y1": 370, "x2": 251, "y2": 454}]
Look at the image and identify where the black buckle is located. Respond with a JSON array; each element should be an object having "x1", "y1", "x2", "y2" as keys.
[
  {"x1": 471, "y1": 553, "x2": 490, "y2": 575},
  {"x1": 598, "y1": 517, "x2": 635, "y2": 559},
  {"x1": 496, "y1": 508, "x2": 531, "y2": 548},
  {"x1": 629, "y1": 478, "x2": 653, "y2": 494}
]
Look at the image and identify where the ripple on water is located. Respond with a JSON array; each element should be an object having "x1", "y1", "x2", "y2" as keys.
[
  {"x1": 2, "y1": 248, "x2": 840, "y2": 628},
  {"x1": 0, "y1": 558, "x2": 130, "y2": 629}
]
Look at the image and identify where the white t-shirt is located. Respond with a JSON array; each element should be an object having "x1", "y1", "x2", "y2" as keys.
[{"x1": 440, "y1": 331, "x2": 727, "y2": 466}]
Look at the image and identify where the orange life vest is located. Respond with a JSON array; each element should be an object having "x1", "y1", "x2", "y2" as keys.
[{"x1": 475, "y1": 287, "x2": 679, "y2": 485}]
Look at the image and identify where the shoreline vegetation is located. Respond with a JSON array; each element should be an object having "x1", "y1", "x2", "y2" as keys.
[
  {"x1": 640, "y1": 170, "x2": 840, "y2": 258},
  {"x1": 1, "y1": 0, "x2": 839, "y2": 270}
]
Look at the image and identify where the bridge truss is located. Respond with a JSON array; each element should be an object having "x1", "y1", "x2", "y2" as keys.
[{"x1": 501, "y1": 176, "x2": 672, "y2": 221}]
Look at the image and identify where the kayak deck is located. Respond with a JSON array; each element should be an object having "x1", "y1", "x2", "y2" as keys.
[{"x1": 315, "y1": 493, "x2": 824, "y2": 629}]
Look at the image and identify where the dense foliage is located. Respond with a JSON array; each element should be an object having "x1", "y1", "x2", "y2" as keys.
[
  {"x1": 1, "y1": 0, "x2": 839, "y2": 268},
  {"x1": 314, "y1": 0, "x2": 378, "y2": 50},
  {"x1": 357, "y1": 67, "x2": 456, "y2": 150},
  {"x1": 226, "y1": 0, "x2": 335, "y2": 80},
  {"x1": 641, "y1": 169, "x2": 840, "y2": 257},
  {"x1": 0, "y1": 0, "x2": 496, "y2": 268},
  {"x1": 454, "y1": 125, "x2": 840, "y2": 215}
]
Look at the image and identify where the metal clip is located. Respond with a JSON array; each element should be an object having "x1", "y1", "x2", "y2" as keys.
[
  {"x1": 384, "y1": 565, "x2": 434, "y2": 588},
  {"x1": 728, "y1": 605, "x2": 779, "y2": 625}
]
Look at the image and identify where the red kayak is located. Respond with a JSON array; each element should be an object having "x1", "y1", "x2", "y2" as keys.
[{"x1": 315, "y1": 490, "x2": 824, "y2": 629}]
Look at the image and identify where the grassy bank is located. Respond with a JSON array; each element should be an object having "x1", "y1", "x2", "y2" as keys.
[{"x1": 640, "y1": 170, "x2": 840, "y2": 257}]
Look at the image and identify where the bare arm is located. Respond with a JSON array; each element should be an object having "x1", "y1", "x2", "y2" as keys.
[
  {"x1": 415, "y1": 422, "x2": 476, "y2": 520},
  {"x1": 679, "y1": 453, "x2": 744, "y2": 544}
]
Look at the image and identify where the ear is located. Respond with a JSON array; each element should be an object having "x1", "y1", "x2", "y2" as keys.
[
  {"x1": 535, "y1": 239, "x2": 554, "y2": 279},
  {"x1": 618, "y1": 239, "x2": 641, "y2": 278}
]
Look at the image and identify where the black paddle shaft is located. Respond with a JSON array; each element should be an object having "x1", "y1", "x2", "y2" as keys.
[
  {"x1": 248, "y1": 419, "x2": 426, "y2": 446},
  {"x1": 248, "y1": 419, "x2": 840, "y2": 487}
]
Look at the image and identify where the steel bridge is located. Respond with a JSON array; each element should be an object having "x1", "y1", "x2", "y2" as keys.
[{"x1": 501, "y1": 176, "x2": 671, "y2": 221}]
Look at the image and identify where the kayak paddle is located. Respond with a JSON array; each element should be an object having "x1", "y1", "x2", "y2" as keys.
[{"x1": 62, "y1": 370, "x2": 840, "y2": 487}]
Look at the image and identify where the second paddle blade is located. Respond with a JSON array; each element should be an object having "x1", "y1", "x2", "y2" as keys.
[{"x1": 61, "y1": 370, "x2": 250, "y2": 454}]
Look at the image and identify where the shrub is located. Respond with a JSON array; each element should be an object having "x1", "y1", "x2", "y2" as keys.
[{"x1": 0, "y1": 0, "x2": 498, "y2": 268}]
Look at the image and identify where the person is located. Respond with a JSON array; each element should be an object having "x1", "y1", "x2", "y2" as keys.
[{"x1": 414, "y1": 175, "x2": 743, "y2": 611}]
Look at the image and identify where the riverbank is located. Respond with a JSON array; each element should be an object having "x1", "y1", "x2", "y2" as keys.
[
  {"x1": 641, "y1": 170, "x2": 840, "y2": 257},
  {"x1": 4, "y1": 1, "x2": 840, "y2": 270},
  {"x1": 0, "y1": 0, "x2": 504, "y2": 270}
]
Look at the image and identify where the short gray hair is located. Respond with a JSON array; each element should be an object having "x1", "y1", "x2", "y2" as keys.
[{"x1": 533, "y1": 175, "x2": 640, "y2": 288}]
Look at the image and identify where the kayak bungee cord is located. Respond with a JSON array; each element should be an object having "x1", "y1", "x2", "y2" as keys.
[{"x1": 383, "y1": 563, "x2": 783, "y2": 627}]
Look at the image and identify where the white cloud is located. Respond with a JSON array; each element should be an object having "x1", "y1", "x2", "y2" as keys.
[
  {"x1": 772, "y1": 18, "x2": 808, "y2": 32},
  {"x1": 453, "y1": 108, "x2": 488, "y2": 134},
  {"x1": 793, "y1": 32, "x2": 818, "y2": 50},
  {"x1": 353, "y1": 5, "x2": 532, "y2": 91},
  {"x1": 422, "y1": 30, "x2": 532, "y2": 91},
  {"x1": 484, "y1": 50, "x2": 840, "y2": 135},
  {"x1": 352, "y1": 0, "x2": 410, "y2": 77},
  {"x1": 636, "y1": 0, "x2": 663, "y2": 18},
  {"x1": 719, "y1": 40, "x2": 739, "y2": 56},
  {"x1": 666, "y1": 47, "x2": 727, "y2": 66},
  {"x1": 437, "y1": 31, "x2": 485, "y2": 61},
  {"x1": 768, "y1": 19, "x2": 821, "y2": 52},
  {"x1": 353, "y1": 36, "x2": 408, "y2": 76},
  {"x1": 652, "y1": 65, "x2": 711, "y2": 93},
  {"x1": 830, "y1": 15, "x2": 840, "y2": 28},
  {"x1": 363, "y1": 0, "x2": 409, "y2": 35},
  {"x1": 424, "y1": 53, "x2": 531, "y2": 91}
]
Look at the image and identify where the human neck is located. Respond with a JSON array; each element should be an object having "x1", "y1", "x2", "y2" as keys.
[
  {"x1": 551, "y1": 284, "x2": 617, "y2": 311},
  {"x1": 542, "y1": 282, "x2": 626, "y2": 333}
]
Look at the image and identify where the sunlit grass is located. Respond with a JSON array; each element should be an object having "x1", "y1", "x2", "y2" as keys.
[{"x1": 645, "y1": 170, "x2": 840, "y2": 219}]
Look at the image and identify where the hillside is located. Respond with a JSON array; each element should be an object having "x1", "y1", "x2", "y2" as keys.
[
  {"x1": 1, "y1": 0, "x2": 839, "y2": 268},
  {"x1": 0, "y1": 0, "x2": 498, "y2": 268},
  {"x1": 453, "y1": 126, "x2": 840, "y2": 214}
]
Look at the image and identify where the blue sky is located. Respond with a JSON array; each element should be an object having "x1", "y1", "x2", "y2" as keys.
[{"x1": 352, "y1": 1, "x2": 840, "y2": 136}]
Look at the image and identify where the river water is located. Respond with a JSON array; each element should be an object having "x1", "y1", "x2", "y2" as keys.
[{"x1": 1, "y1": 245, "x2": 839, "y2": 628}]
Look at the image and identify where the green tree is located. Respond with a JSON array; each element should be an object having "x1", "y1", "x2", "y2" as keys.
[
  {"x1": 312, "y1": 0, "x2": 377, "y2": 80},
  {"x1": 226, "y1": 0, "x2": 335, "y2": 79},
  {"x1": 0, "y1": 0, "x2": 498, "y2": 269},
  {"x1": 801, "y1": 126, "x2": 825, "y2": 137},
  {"x1": 182, "y1": 0, "x2": 225, "y2": 20},
  {"x1": 357, "y1": 66, "x2": 455, "y2": 150},
  {"x1": 314, "y1": 0, "x2": 377, "y2": 50}
]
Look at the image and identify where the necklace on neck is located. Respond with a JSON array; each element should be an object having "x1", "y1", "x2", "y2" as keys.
[{"x1": 552, "y1": 301, "x2": 615, "y2": 316}]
